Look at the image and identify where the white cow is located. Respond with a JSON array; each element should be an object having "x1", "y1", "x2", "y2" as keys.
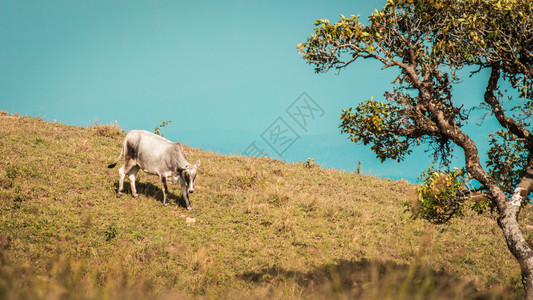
[{"x1": 108, "y1": 130, "x2": 200, "y2": 210}]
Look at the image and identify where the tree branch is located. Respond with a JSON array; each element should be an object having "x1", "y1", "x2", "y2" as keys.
[
  {"x1": 399, "y1": 64, "x2": 509, "y2": 211},
  {"x1": 484, "y1": 66, "x2": 533, "y2": 141}
]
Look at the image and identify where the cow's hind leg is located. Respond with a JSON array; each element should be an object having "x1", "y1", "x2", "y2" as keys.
[
  {"x1": 118, "y1": 161, "x2": 137, "y2": 198},
  {"x1": 160, "y1": 176, "x2": 170, "y2": 206},
  {"x1": 128, "y1": 166, "x2": 140, "y2": 199},
  {"x1": 117, "y1": 165, "x2": 127, "y2": 198}
]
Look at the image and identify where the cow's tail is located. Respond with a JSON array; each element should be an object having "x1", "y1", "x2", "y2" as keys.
[{"x1": 108, "y1": 143, "x2": 125, "y2": 169}]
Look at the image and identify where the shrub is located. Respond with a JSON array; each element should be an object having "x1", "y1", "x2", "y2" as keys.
[{"x1": 411, "y1": 167, "x2": 470, "y2": 224}]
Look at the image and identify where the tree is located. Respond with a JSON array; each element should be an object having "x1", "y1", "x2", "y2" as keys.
[{"x1": 299, "y1": 0, "x2": 533, "y2": 297}]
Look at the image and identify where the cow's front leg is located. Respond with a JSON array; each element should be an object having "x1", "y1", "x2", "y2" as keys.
[
  {"x1": 180, "y1": 181, "x2": 192, "y2": 210},
  {"x1": 160, "y1": 176, "x2": 170, "y2": 206}
]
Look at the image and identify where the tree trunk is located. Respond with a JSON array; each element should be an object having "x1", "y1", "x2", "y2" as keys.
[
  {"x1": 498, "y1": 200, "x2": 533, "y2": 299},
  {"x1": 404, "y1": 49, "x2": 533, "y2": 298},
  {"x1": 442, "y1": 123, "x2": 533, "y2": 298}
]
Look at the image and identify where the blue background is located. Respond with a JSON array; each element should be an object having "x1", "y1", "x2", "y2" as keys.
[{"x1": 0, "y1": 0, "x2": 496, "y2": 182}]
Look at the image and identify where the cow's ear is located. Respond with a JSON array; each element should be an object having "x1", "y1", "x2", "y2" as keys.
[{"x1": 194, "y1": 160, "x2": 201, "y2": 168}]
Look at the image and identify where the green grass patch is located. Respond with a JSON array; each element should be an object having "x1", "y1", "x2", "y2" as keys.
[{"x1": 0, "y1": 113, "x2": 527, "y2": 299}]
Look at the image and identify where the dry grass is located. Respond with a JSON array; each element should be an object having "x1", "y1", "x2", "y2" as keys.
[
  {"x1": 0, "y1": 113, "x2": 529, "y2": 299},
  {"x1": 93, "y1": 123, "x2": 124, "y2": 139}
]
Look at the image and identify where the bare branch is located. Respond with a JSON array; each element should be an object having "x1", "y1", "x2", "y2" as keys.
[{"x1": 484, "y1": 66, "x2": 533, "y2": 141}]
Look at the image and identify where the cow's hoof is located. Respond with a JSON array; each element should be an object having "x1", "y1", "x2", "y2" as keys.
[
  {"x1": 187, "y1": 206, "x2": 194, "y2": 211},
  {"x1": 164, "y1": 202, "x2": 170, "y2": 207},
  {"x1": 133, "y1": 194, "x2": 139, "y2": 199},
  {"x1": 116, "y1": 193, "x2": 122, "y2": 198}
]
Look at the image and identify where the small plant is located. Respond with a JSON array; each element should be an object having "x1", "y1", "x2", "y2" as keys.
[
  {"x1": 5, "y1": 165, "x2": 18, "y2": 180},
  {"x1": 11, "y1": 184, "x2": 29, "y2": 209},
  {"x1": 237, "y1": 173, "x2": 257, "y2": 188},
  {"x1": 104, "y1": 224, "x2": 118, "y2": 242},
  {"x1": 267, "y1": 193, "x2": 289, "y2": 207},
  {"x1": 154, "y1": 120, "x2": 172, "y2": 137},
  {"x1": 232, "y1": 158, "x2": 262, "y2": 189},
  {"x1": 1, "y1": 165, "x2": 18, "y2": 189},
  {"x1": 355, "y1": 160, "x2": 362, "y2": 174},
  {"x1": 303, "y1": 157, "x2": 317, "y2": 168}
]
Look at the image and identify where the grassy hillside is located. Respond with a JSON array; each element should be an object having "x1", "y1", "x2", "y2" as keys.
[{"x1": 0, "y1": 112, "x2": 531, "y2": 299}]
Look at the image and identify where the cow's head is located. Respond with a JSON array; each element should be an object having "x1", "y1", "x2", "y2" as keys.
[{"x1": 180, "y1": 160, "x2": 200, "y2": 193}]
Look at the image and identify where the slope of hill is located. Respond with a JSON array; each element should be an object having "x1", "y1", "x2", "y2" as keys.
[{"x1": 0, "y1": 112, "x2": 529, "y2": 299}]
